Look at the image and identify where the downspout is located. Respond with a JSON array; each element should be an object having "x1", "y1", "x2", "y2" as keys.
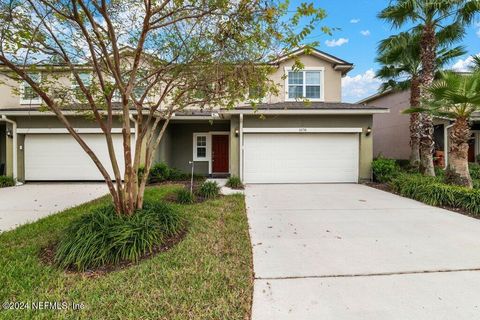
[
  {"x1": 1, "y1": 115, "x2": 18, "y2": 183},
  {"x1": 239, "y1": 114, "x2": 244, "y2": 181},
  {"x1": 444, "y1": 123, "x2": 454, "y2": 169}
]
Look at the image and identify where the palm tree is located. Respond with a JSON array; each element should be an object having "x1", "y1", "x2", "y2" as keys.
[
  {"x1": 379, "y1": 0, "x2": 480, "y2": 176},
  {"x1": 376, "y1": 31, "x2": 465, "y2": 168},
  {"x1": 409, "y1": 72, "x2": 480, "y2": 188},
  {"x1": 471, "y1": 55, "x2": 480, "y2": 71}
]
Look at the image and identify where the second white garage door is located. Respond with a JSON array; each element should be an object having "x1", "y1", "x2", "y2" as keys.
[
  {"x1": 25, "y1": 133, "x2": 132, "y2": 181},
  {"x1": 243, "y1": 133, "x2": 359, "y2": 183}
]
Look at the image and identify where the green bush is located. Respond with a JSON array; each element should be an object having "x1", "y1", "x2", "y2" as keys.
[
  {"x1": 372, "y1": 157, "x2": 400, "y2": 183},
  {"x1": 169, "y1": 168, "x2": 190, "y2": 181},
  {"x1": 149, "y1": 162, "x2": 171, "y2": 183},
  {"x1": 470, "y1": 163, "x2": 480, "y2": 180},
  {"x1": 390, "y1": 173, "x2": 480, "y2": 215},
  {"x1": 0, "y1": 176, "x2": 15, "y2": 188},
  {"x1": 176, "y1": 188, "x2": 195, "y2": 204},
  {"x1": 198, "y1": 181, "x2": 220, "y2": 199},
  {"x1": 55, "y1": 200, "x2": 184, "y2": 271},
  {"x1": 226, "y1": 176, "x2": 243, "y2": 189}
]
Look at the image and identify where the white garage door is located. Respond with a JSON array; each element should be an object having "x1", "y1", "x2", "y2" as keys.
[
  {"x1": 25, "y1": 133, "x2": 131, "y2": 181},
  {"x1": 243, "y1": 133, "x2": 359, "y2": 183}
]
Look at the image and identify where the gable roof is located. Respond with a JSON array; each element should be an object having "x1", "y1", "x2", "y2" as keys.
[{"x1": 270, "y1": 47, "x2": 354, "y2": 75}]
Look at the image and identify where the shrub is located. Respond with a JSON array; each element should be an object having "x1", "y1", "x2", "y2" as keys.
[
  {"x1": 389, "y1": 173, "x2": 480, "y2": 215},
  {"x1": 226, "y1": 176, "x2": 243, "y2": 189},
  {"x1": 0, "y1": 176, "x2": 15, "y2": 188},
  {"x1": 372, "y1": 157, "x2": 400, "y2": 183},
  {"x1": 149, "y1": 162, "x2": 171, "y2": 183},
  {"x1": 176, "y1": 188, "x2": 195, "y2": 204},
  {"x1": 55, "y1": 200, "x2": 184, "y2": 271},
  {"x1": 470, "y1": 163, "x2": 480, "y2": 180},
  {"x1": 198, "y1": 181, "x2": 220, "y2": 199},
  {"x1": 169, "y1": 168, "x2": 189, "y2": 181}
]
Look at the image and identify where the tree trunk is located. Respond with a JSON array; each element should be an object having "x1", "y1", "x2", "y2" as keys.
[
  {"x1": 419, "y1": 23, "x2": 436, "y2": 176},
  {"x1": 409, "y1": 76, "x2": 421, "y2": 168},
  {"x1": 448, "y1": 117, "x2": 472, "y2": 188}
]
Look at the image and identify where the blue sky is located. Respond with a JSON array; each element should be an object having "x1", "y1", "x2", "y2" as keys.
[{"x1": 290, "y1": 0, "x2": 480, "y2": 103}]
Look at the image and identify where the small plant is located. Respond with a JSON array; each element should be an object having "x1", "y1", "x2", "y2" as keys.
[
  {"x1": 149, "y1": 162, "x2": 171, "y2": 183},
  {"x1": 226, "y1": 176, "x2": 243, "y2": 189},
  {"x1": 198, "y1": 181, "x2": 220, "y2": 199},
  {"x1": 176, "y1": 188, "x2": 195, "y2": 204},
  {"x1": 469, "y1": 163, "x2": 480, "y2": 180},
  {"x1": 169, "y1": 168, "x2": 189, "y2": 181},
  {"x1": 55, "y1": 200, "x2": 184, "y2": 271},
  {"x1": 0, "y1": 176, "x2": 15, "y2": 188},
  {"x1": 372, "y1": 157, "x2": 400, "y2": 183}
]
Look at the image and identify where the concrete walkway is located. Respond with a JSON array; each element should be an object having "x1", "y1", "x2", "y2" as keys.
[
  {"x1": 246, "y1": 184, "x2": 480, "y2": 319},
  {"x1": 0, "y1": 183, "x2": 108, "y2": 232}
]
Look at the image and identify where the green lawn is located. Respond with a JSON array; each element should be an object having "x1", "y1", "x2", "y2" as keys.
[{"x1": 0, "y1": 185, "x2": 253, "y2": 319}]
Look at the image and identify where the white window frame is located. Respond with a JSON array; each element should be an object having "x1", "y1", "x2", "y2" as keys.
[
  {"x1": 192, "y1": 132, "x2": 230, "y2": 174},
  {"x1": 20, "y1": 73, "x2": 42, "y2": 105},
  {"x1": 284, "y1": 67, "x2": 325, "y2": 102},
  {"x1": 71, "y1": 72, "x2": 92, "y2": 100},
  {"x1": 193, "y1": 133, "x2": 211, "y2": 161}
]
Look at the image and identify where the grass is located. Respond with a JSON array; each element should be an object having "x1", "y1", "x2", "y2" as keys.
[{"x1": 0, "y1": 185, "x2": 252, "y2": 319}]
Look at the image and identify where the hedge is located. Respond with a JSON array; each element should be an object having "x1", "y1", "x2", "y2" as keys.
[{"x1": 389, "y1": 173, "x2": 480, "y2": 215}]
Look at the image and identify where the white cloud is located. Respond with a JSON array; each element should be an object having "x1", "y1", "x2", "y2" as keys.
[
  {"x1": 342, "y1": 69, "x2": 382, "y2": 103},
  {"x1": 350, "y1": 19, "x2": 360, "y2": 24},
  {"x1": 360, "y1": 30, "x2": 371, "y2": 36},
  {"x1": 451, "y1": 54, "x2": 480, "y2": 72},
  {"x1": 325, "y1": 38, "x2": 349, "y2": 47}
]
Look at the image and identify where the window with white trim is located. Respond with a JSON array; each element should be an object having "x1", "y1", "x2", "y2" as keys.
[
  {"x1": 20, "y1": 73, "x2": 41, "y2": 104},
  {"x1": 71, "y1": 72, "x2": 92, "y2": 100},
  {"x1": 286, "y1": 70, "x2": 323, "y2": 100},
  {"x1": 194, "y1": 134, "x2": 208, "y2": 159}
]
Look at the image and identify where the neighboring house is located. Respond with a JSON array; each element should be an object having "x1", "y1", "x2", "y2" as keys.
[
  {"x1": 0, "y1": 47, "x2": 387, "y2": 184},
  {"x1": 358, "y1": 89, "x2": 480, "y2": 166}
]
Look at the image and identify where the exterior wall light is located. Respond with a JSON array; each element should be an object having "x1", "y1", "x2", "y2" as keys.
[
  {"x1": 6, "y1": 129, "x2": 13, "y2": 138},
  {"x1": 365, "y1": 126, "x2": 372, "y2": 136},
  {"x1": 234, "y1": 128, "x2": 239, "y2": 137}
]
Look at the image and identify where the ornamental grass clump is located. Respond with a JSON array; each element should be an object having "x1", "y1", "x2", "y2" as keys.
[
  {"x1": 55, "y1": 201, "x2": 184, "y2": 271},
  {"x1": 226, "y1": 176, "x2": 243, "y2": 189},
  {"x1": 198, "y1": 181, "x2": 220, "y2": 199}
]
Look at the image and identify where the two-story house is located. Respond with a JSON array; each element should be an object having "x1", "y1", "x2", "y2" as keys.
[{"x1": 0, "y1": 47, "x2": 388, "y2": 184}]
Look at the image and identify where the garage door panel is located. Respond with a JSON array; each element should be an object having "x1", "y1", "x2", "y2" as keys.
[
  {"x1": 243, "y1": 133, "x2": 359, "y2": 183},
  {"x1": 25, "y1": 134, "x2": 130, "y2": 181}
]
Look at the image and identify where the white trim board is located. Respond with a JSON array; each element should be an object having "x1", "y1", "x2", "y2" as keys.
[
  {"x1": 17, "y1": 128, "x2": 133, "y2": 134},
  {"x1": 242, "y1": 127, "x2": 363, "y2": 133},
  {"x1": 192, "y1": 131, "x2": 230, "y2": 174}
]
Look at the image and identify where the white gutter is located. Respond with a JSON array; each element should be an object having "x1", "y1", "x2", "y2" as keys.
[
  {"x1": 444, "y1": 123, "x2": 454, "y2": 169},
  {"x1": 1, "y1": 115, "x2": 18, "y2": 182},
  {"x1": 222, "y1": 109, "x2": 390, "y2": 115},
  {"x1": 239, "y1": 114, "x2": 244, "y2": 181}
]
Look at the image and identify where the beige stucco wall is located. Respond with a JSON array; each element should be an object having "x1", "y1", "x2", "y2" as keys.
[
  {"x1": 229, "y1": 116, "x2": 240, "y2": 177},
  {"x1": 0, "y1": 51, "x2": 346, "y2": 110},
  {"x1": 242, "y1": 114, "x2": 373, "y2": 181},
  {"x1": 366, "y1": 90, "x2": 411, "y2": 159},
  {"x1": 262, "y1": 54, "x2": 343, "y2": 104}
]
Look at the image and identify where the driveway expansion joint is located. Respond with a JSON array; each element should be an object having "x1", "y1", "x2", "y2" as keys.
[{"x1": 255, "y1": 267, "x2": 480, "y2": 281}]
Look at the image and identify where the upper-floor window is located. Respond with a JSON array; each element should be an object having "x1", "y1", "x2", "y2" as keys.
[
  {"x1": 71, "y1": 72, "x2": 92, "y2": 100},
  {"x1": 286, "y1": 68, "x2": 324, "y2": 101},
  {"x1": 20, "y1": 73, "x2": 41, "y2": 104}
]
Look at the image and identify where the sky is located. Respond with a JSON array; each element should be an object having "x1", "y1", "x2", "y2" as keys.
[{"x1": 290, "y1": 0, "x2": 480, "y2": 103}]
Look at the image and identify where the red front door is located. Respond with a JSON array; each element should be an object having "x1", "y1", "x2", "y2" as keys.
[{"x1": 212, "y1": 135, "x2": 229, "y2": 173}]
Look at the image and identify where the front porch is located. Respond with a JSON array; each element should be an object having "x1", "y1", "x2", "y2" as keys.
[
  {"x1": 433, "y1": 120, "x2": 480, "y2": 168},
  {"x1": 155, "y1": 119, "x2": 238, "y2": 177}
]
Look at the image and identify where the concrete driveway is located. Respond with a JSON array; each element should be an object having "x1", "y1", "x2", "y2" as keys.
[
  {"x1": 0, "y1": 183, "x2": 108, "y2": 232},
  {"x1": 246, "y1": 184, "x2": 480, "y2": 319}
]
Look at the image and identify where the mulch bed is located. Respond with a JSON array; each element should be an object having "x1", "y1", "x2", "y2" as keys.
[
  {"x1": 364, "y1": 181, "x2": 475, "y2": 219},
  {"x1": 39, "y1": 228, "x2": 188, "y2": 278}
]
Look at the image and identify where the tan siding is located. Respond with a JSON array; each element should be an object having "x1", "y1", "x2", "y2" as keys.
[{"x1": 366, "y1": 90, "x2": 411, "y2": 159}]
